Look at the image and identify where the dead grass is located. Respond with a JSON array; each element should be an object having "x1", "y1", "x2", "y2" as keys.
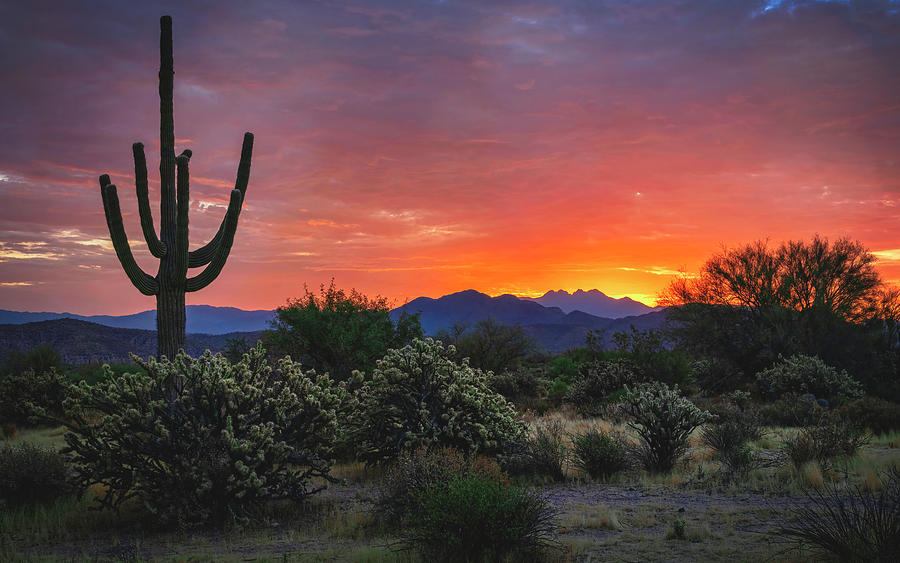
[{"x1": 559, "y1": 502, "x2": 624, "y2": 531}]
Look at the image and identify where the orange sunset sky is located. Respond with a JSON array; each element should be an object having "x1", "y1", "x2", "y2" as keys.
[{"x1": 1, "y1": 0, "x2": 899, "y2": 315}]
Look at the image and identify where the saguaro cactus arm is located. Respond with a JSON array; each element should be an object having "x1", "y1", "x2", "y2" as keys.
[
  {"x1": 187, "y1": 188, "x2": 243, "y2": 292},
  {"x1": 132, "y1": 142, "x2": 166, "y2": 258},
  {"x1": 188, "y1": 132, "x2": 254, "y2": 268},
  {"x1": 175, "y1": 151, "x2": 192, "y2": 278},
  {"x1": 99, "y1": 175, "x2": 159, "y2": 296}
]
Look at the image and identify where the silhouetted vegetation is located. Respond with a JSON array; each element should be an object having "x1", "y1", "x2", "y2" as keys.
[
  {"x1": 436, "y1": 317, "x2": 537, "y2": 375},
  {"x1": 662, "y1": 236, "x2": 899, "y2": 400},
  {"x1": 264, "y1": 281, "x2": 422, "y2": 381}
]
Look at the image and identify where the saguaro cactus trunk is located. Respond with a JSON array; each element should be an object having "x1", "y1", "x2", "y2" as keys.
[{"x1": 99, "y1": 16, "x2": 253, "y2": 359}]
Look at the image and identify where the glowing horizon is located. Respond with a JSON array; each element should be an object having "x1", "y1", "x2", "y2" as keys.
[{"x1": 1, "y1": 1, "x2": 898, "y2": 316}]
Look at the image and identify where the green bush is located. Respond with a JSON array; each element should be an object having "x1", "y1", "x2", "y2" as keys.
[
  {"x1": 756, "y1": 354, "x2": 863, "y2": 406},
  {"x1": 778, "y1": 467, "x2": 900, "y2": 560},
  {"x1": 0, "y1": 367, "x2": 71, "y2": 425},
  {"x1": 353, "y1": 338, "x2": 523, "y2": 465},
  {"x1": 759, "y1": 392, "x2": 826, "y2": 426},
  {"x1": 548, "y1": 356, "x2": 579, "y2": 384},
  {"x1": 68, "y1": 361, "x2": 145, "y2": 386},
  {"x1": 546, "y1": 378, "x2": 571, "y2": 402},
  {"x1": 691, "y1": 356, "x2": 745, "y2": 395},
  {"x1": 783, "y1": 417, "x2": 869, "y2": 472},
  {"x1": 571, "y1": 429, "x2": 628, "y2": 480},
  {"x1": 1, "y1": 344, "x2": 63, "y2": 378},
  {"x1": 621, "y1": 382, "x2": 712, "y2": 473},
  {"x1": 565, "y1": 360, "x2": 638, "y2": 416},
  {"x1": 0, "y1": 442, "x2": 75, "y2": 506},
  {"x1": 376, "y1": 446, "x2": 507, "y2": 523},
  {"x1": 407, "y1": 474, "x2": 557, "y2": 561},
  {"x1": 838, "y1": 397, "x2": 900, "y2": 435},
  {"x1": 437, "y1": 318, "x2": 536, "y2": 375},
  {"x1": 488, "y1": 367, "x2": 541, "y2": 401},
  {"x1": 613, "y1": 327, "x2": 693, "y2": 388},
  {"x1": 62, "y1": 345, "x2": 348, "y2": 526},
  {"x1": 264, "y1": 281, "x2": 422, "y2": 382}
]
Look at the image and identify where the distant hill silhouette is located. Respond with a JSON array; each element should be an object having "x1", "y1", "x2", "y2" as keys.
[
  {"x1": 522, "y1": 289, "x2": 658, "y2": 318},
  {"x1": 391, "y1": 289, "x2": 667, "y2": 352},
  {"x1": 0, "y1": 305, "x2": 274, "y2": 335},
  {"x1": 0, "y1": 291, "x2": 668, "y2": 360},
  {"x1": 0, "y1": 319, "x2": 263, "y2": 365},
  {"x1": 392, "y1": 290, "x2": 571, "y2": 334}
]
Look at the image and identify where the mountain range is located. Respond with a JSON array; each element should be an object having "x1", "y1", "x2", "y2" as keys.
[
  {"x1": 0, "y1": 289, "x2": 667, "y2": 362},
  {"x1": 522, "y1": 289, "x2": 658, "y2": 318},
  {"x1": 391, "y1": 290, "x2": 666, "y2": 352}
]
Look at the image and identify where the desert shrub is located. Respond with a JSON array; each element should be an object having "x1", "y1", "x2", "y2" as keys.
[
  {"x1": 264, "y1": 281, "x2": 422, "y2": 382},
  {"x1": 778, "y1": 467, "x2": 900, "y2": 561},
  {"x1": 500, "y1": 419, "x2": 569, "y2": 482},
  {"x1": 0, "y1": 442, "x2": 75, "y2": 506},
  {"x1": 1, "y1": 344, "x2": 64, "y2": 378},
  {"x1": 760, "y1": 392, "x2": 826, "y2": 426},
  {"x1": 700, "y1": 405, "x2": 763, "y2": 453},
  {"x1": 571, "y1": 428, "x2": 629, "y2": 480},
  {"x1": 838, "y1": 397, "x2": 900, "y2": 435},
  {"x1": 544, "y1": 356, "x2": 580, "y2": 404},
  {"x1": 565, "y1": 360, "x2": 638, "y2": 416},
  {"x1": 221, "y1": 336, "x2": 252, "y2": 364},
  {"x1": 488, "y1": 367, "x2": 541, "y2": 401},
  {"x1": 407, "y1": 473, "x2": 557, "y2": 562},
  {"x1": 377, "y1": 446, "x2": 507, "y2": 523},
  {"x1": 0, "y1": 367, "x2": 71, "y2": 425},
  {"x1": 691, "y1": 356, "x2": 746, "y2": 395},
  {"x1": 62, "y1": 345, "x2": 348, "y2": 527},
  {"x1": 548, "y1": 356, "x2": 579, "y2": 383},
  {"x1": 756, "y1": 354, "x2": 863, "y2": 406},
  {"x1": 621, "y1": 382, "x2": 712, "y2": 473},
  {"x1": 613, "y1": 327, "x2": 693, "y2": 388},
  {"x1": 546, "y1": 378, "x2": 570, "y2": 402},
  {"x1": 437, "y1": 318, "x2": 536, "y2": 375},
  {"x1": 700, "y1": 405, "x2": 765, "y2": 477},
  {"x1": 353, "y1": 338, "x2": 523, "y2": 465},
  {"x1": 783, "y1": 417, "x2": 869, "y2": 471}
]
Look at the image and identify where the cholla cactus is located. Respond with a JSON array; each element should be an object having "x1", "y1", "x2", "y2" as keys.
[
  {"x1": 98, "y1": 16, "x2": 253, "y2": 359},
  {"x1": 621, "y1": 381, "x2": 711, "y2": 472},
  {"x1": 62, "y1": 344, "x2": 347, "y2": 526},
  {"x1": 755, "y1": 354, "x2": 863, "y2": 406},
  {"x1": 354, "y1": 338, "x2": 524, "y2": 464}
]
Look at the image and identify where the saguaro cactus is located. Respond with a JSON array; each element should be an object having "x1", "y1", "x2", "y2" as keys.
[{"x1": 99, "y1": 16, "x2": 253, "y2": 359}]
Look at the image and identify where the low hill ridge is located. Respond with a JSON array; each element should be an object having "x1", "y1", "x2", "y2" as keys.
[{"x1": 0, "y1": 318, "x2": 262, "y2": 365}]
